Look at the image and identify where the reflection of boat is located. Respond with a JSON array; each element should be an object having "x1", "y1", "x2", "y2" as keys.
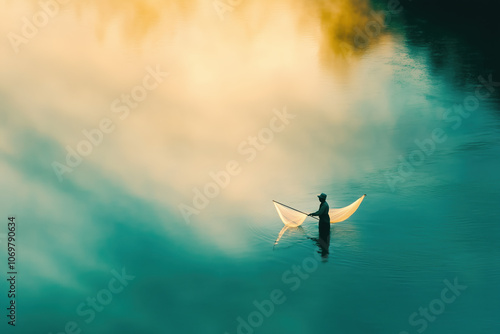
[{"x1": 272, "y1": 195, "x2": 366, "y2": 247}]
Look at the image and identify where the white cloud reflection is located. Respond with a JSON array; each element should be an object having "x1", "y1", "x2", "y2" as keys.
[{"x1": 0, "y1": 0, "x2": 437, "y2": 257}]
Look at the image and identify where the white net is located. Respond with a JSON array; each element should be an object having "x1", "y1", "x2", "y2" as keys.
[
  {"x1": 329, "y1": 194, "x2": 366, "y2": 223},
  {"x1": 273, "y1": 201, "x2": 308, "y2": 227},
  {"x1": 273, "y1": 195, "x2": 366, "y2": 226}
]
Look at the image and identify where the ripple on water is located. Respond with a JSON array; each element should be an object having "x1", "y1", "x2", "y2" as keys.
[{"x1": 247, "y1": 220, "x2": 320, "y2": 255}]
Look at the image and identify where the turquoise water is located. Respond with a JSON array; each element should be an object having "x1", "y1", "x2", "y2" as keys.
[{"x1": 1, "y1": 1, "x2": 499, "y2": 333}]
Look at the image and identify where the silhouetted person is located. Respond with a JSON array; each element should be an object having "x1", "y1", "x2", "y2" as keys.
[{"x1": 309, "y1": 193, "x2": 330, "y2": 256}]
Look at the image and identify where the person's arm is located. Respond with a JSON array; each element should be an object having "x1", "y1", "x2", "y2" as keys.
[{"x1": 309, "y1": 203, "x2": 327, "y2": 216}]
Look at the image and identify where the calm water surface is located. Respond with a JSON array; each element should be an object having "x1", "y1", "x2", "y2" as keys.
[{"x1": 0, "y1": 1, "x2": 499, "y2": 333}]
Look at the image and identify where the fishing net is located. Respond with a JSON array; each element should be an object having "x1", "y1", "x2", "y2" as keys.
[
  {"x1": 273, "y1": 195, "x2": 366, "y2": 247},
  {"x1": 273, "y1": 195, "x2": 366, "y2": 226},
  {"x1": 273, "y1": 201, "x2": 307, "y2": 227},
  {"x1": 328, "y1": 194, "x2": 366, "y2": 223}
]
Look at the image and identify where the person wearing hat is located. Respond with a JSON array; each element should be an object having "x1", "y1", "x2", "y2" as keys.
[{"x1": 309, "y1": 193, "x2": 330, "y2": 254}]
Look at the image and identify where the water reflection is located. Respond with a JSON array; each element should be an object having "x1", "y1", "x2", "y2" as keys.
[
  {"x1": 1, "y1": 1, "x2": 500, "y2": 332},
  {"x1": 1, "y1": 0, "x2": 404, "y2": 254},
  {"x1": 273, "y1": 225, "x2": 311, "y2": 250},
  {"x1": 66, "y1": 0, "x2": 381, "y2": 62},
  {"x1": 2, "y1": 0, "x2": 497, "y2": 255},
  {"x1": 317, "y1": 225, "x2": 331, "y2": 258},
  {"x1": 309, "y1": 230, "x2": 331, "y2": 259},
  {"x1": 374, "y1": 0, "x2": 500, "y2": 99},
  {"x1": 273, "y1": 224, "x2": 330, "y2": 259}
]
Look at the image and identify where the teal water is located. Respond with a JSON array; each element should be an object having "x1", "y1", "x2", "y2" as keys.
[{"x1": 0, "y1": 1, "x2": 499, "y2": 333}]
